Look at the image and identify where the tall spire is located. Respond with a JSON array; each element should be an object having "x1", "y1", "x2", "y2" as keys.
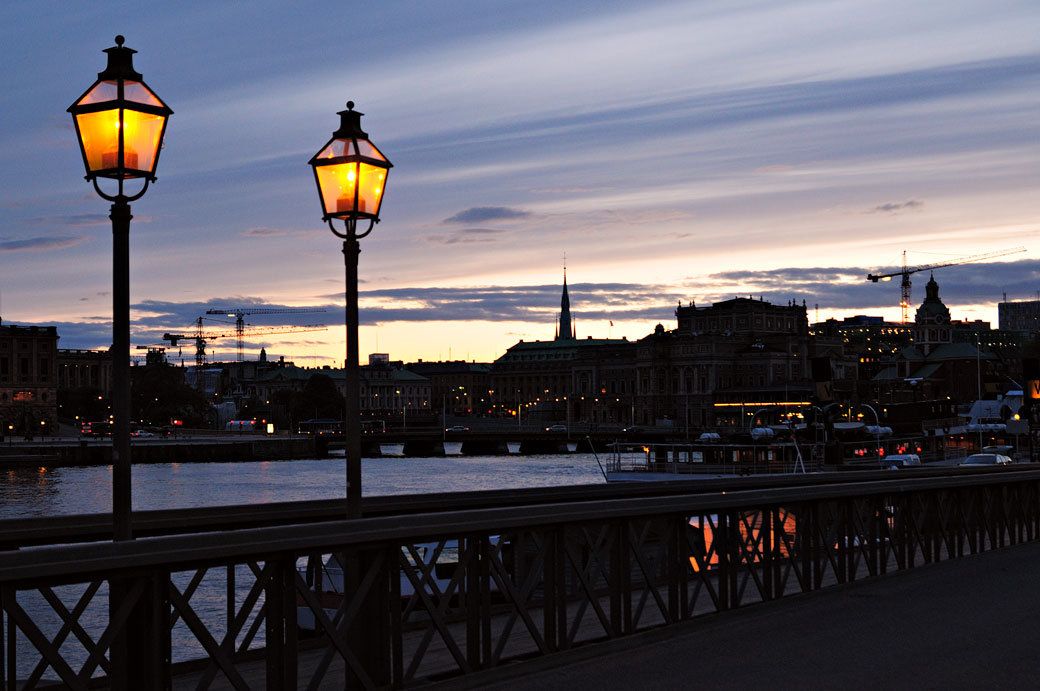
[{"x1": 556, "y1": 263, "x2": 575, "y2": 340}]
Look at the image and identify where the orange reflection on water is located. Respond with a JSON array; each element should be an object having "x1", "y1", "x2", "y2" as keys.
[{"x1": 688, "y1": 510, "x2": 799, "y2": 572}]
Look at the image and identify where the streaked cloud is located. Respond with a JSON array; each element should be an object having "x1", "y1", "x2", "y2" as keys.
[
  {"x1": 442, "y1": 207, "x2": 531, "y2": 224},
  {"x1": 0, "y1": 236, "x2": 85, "y2": 252},
  {"x1": 869, "y1": 199, "x2": 924, "y2": 214},
  {"x1": 423, "y1": 228, "x2": 508, "y2": 245},
  {"x1": 28, "y1": 214, "x2": 110, "y2": 227}
]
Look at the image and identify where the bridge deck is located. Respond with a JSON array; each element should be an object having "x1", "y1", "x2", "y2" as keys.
[{"x1": 438, "y1": 540, "x2": 1040, "y2": 690}]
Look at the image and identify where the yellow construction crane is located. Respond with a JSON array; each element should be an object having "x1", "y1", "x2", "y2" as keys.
[
  {"x1": 162, "y1": 318, "x2": 326, "y2": 371},
  {"x1": 867, "y1": 247, "x2": 1026, "y2": 323}
]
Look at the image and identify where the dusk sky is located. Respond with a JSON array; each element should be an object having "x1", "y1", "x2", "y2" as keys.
[{"x1": 2, "y1": 1, "x2": 1038, "y2": 366}]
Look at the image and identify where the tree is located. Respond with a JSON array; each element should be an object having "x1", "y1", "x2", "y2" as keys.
[
  {"x1": 131, "y1": 363, "x2": 211, "y2": 428},
  {"x1": 292, "y1": 373, "x2": 344, "y2": 422}
]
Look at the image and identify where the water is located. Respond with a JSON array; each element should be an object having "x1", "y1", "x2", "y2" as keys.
[{"x1": 0, "y1": 453, "x2": 608, "y2": 519}]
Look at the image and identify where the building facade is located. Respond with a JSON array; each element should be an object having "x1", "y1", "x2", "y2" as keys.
[{"x1": 0, "y1": 321, "x2": 59, "y2": 437}]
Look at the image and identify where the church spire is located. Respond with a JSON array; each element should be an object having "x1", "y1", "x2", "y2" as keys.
[{"x1": 556, "y1": 263, "x2": 575, "y2": 340}]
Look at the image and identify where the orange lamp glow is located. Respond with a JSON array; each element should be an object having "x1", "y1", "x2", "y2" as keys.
[
  {"x1": 309, "y1": 102, "x2": 392, "y2": 223},
  {"x1": 68, "y1": 36, "x2": 172, "y2": 182}
]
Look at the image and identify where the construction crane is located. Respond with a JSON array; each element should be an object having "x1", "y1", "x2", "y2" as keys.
[
  {"x1": 867, "y1": 247, "x2": 1026, "y2": 323},
  {"x1": 205, "y1": 307, "x2": 327, "y2": 361},
  {"x1": 162, "y1": 319, "x2": 326, "y2": 372}
]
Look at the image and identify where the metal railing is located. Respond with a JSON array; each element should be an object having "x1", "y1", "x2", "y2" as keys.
[{"x1": 2, "y1": 468, "x2": 1039, "y2": 689}]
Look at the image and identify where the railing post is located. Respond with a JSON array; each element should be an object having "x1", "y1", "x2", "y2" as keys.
[
  {"x1": 465, "y1": 536, "x2": 488, "y2": 670},
  {"x1": 390, "y1": 543, "x2": 403, "y2": 689},
  {"x1": 264, "y1": 556, "x2": 297, "y2": 691},
  {"x1": 667, "y1": 513, "x2": 681, "y2": 621},
  {"x1": 1, "y1": 585, "x2": 7, "y2": 691},
  {"x1": 109, "y1": 570, "x2": 169, "y2": 691},
  {"x1": 800, "y1": 502, "x2": 816, "y2": 592},
  {"x1": 716, "y1": 512, "x2": 730, "y2": 611},
  {"x1": 762, "y1": 508, "x2": 774, "y2": 601}
]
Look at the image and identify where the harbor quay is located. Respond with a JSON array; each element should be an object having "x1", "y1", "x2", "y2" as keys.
[{"x1": 2, "y1": 466, "x2": 1038, "y2": 688}]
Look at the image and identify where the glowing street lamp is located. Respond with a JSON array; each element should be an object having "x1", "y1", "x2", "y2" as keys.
[
  {"x1": 309, "y1": 102, "x2": 392, "y2": 519},
  {"x1": 68, "y1": 36, "x2": 171, "y2": 192},
  {"x1": 68, "y1": 36, "x2": 172, "y2": 541}
]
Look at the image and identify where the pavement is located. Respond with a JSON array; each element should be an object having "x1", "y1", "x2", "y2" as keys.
[{"x1": 435, "y1": 541, "x2": 1040, "y2": 691}]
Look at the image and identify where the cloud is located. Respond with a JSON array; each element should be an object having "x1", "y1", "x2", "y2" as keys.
[
  {"x1": 239, "y1": 227, "x2": 289, "y2": 237},
  {"x1": 442, "y1": 207, "x2": 531, "y2": 224},
  {"x1": 868, "y1": 199, "x2": 924, "y2": 214},
  {"x1": 423, "y1": 228, "x2": 508, "y2": 245},
  {"x1": 0, "y1": 236, "x2": 85, "y2": 252},
  {"x1": 28, "y1": 214, "x2": 111, "y2": 227},
  {"x1": 45, "y1": 258, "x2": 1040, "y2": 353}
]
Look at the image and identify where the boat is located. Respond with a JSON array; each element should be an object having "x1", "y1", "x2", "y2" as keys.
[{"x1": 606, "y1": 438, "x2": 818, "y2": 482}]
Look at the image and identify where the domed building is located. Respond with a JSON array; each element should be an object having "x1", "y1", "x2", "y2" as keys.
[{"x1": 913, "y1": 274, "x2": 952, "y2": 356}]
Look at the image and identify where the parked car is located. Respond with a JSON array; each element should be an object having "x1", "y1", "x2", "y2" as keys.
[
  {"x1": 960, "y1": 453, "x2": 1012, "y2": 466},
  {"x1": 886, "y1": 454, "x2": 921, "y2": 467}
]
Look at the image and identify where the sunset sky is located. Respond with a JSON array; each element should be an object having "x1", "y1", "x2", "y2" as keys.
[{"x1": 2, "y1": 1, "x2": 1038, "y2": 366}]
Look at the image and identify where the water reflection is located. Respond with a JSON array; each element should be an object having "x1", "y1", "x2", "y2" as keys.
[
  {"x1": 1, "y1": 466, "x2": 66, "y2": 518},
  {"x1": 0, "y1": 454, "x2": 608, "y2": 520}
]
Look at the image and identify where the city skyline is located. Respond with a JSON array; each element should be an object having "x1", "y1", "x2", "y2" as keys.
[{"x1": 2, "y1": 1, "x2": 1039, "y2": 364}]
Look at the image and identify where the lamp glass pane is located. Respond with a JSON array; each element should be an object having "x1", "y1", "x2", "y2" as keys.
[
  {"x1": 122, "y1": 109, "x2": 166, "y2": 173},
  {"x1": 316, "y1": 139, "x2": 357, "y2": 160},
  {"x1": 77, "y1": 81, "x2": 118, "y2": 106},
  {"x1": 75, "y1": 109, "x2": 120, "y2": 172},
  {"x1": 123, "y1": 81, "x2": 165, "y2": 108},
  {"x1": 357, "y1": 162, "x2": 388, "y2": 216},
  {"x1": 315, "y1": 161, "x2": 359, "y2": 215},
  {"x1": 355, "y1": 139, "x2": 387, "y2": 162}
]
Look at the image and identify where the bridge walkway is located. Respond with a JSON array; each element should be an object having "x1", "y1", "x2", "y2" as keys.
[
  {"x1": 163, "y1": 538, "x2": 1029, "y2": 690},
  {"x1": 437, "y1": 541, "x2": 1040, "y2": 691}
]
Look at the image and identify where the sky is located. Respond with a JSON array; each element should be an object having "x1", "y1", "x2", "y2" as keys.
[{"x1": 2, "y1": 0, "x2": 1039, "y2": 366}]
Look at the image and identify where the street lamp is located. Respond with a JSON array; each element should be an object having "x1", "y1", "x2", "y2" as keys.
[
  {"x1": 68, "y1": 36, "x2": 172, "y2": 541},
  {"x1": 309, "y1": 102, "x2": 392, "y2": 519}
]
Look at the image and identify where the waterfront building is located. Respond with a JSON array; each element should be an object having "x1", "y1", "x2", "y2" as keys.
[
  {"x1": 250, "y1": 357, "x2": 432, "y2": 427},
  {"x1": 491, "y1": 336, "x2": 631, "y2": 424},
  {"x1": 403, "y1": 360, "x2": 491, "y2": 416},
  {"x1": 490, "y1": 272, "x2": 630, "y2": 423},
  {"x1": 0, "y1": 320, "x2": 58, "y2": 437},
  {"x1": 56, "y1": 348, "x2": 113, "y2": 397},
  {"x1": 639, "y1": 298, "x2": 815, "y2": 429}
]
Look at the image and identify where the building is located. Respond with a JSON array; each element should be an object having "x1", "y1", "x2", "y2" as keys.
[
  {"x1": 912, "y1": 275, "x2": 952, "y2": 356},
  {"x1": 56, "y1": 348, "x2": 113, "y2": 397},
  {"x1": 404, "y1": 360, "x2": 491, "y2": 416},
  {"x1": 635, "y1": 297, "x2": 814, "y2": 429},
  {"x1": 250, "y1": 356, "x2": 433, "y2": 428},
  {"x1": 873, "y1": 276, "x2": 1002, "y2": 404},
  {"x1": 491, "y1": 272, "x2": 630, "y2": 424},
  {"x1": 0, "y1": 320, "x2": 59, "y2": 437},
  {"x1": 999, "y1": 298, "x2": 1040, "y2": 332}
]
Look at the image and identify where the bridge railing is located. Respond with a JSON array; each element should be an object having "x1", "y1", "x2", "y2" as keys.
[{"x1": 2, "y1": 469, "x2": 1039, "y2": 689}]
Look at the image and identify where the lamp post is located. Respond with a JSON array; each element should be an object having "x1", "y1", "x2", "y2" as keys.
[
  {"x1": 309, "y1": 102, "x2": 391, "y2": 519},
  {"x1": 862, "y1": 403, "x2": 882, "y2": 467},
  {"x1": 68, "y1": 36, "x2": 171, "y2": 541}
]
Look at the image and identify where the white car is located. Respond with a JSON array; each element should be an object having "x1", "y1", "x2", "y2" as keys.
[
  {"x1": 960, "y1": 453, "x2": 1012, "y2": 466},
  {"x1": 886, "y1": 454, "x2": 921, "y2": 467}
]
